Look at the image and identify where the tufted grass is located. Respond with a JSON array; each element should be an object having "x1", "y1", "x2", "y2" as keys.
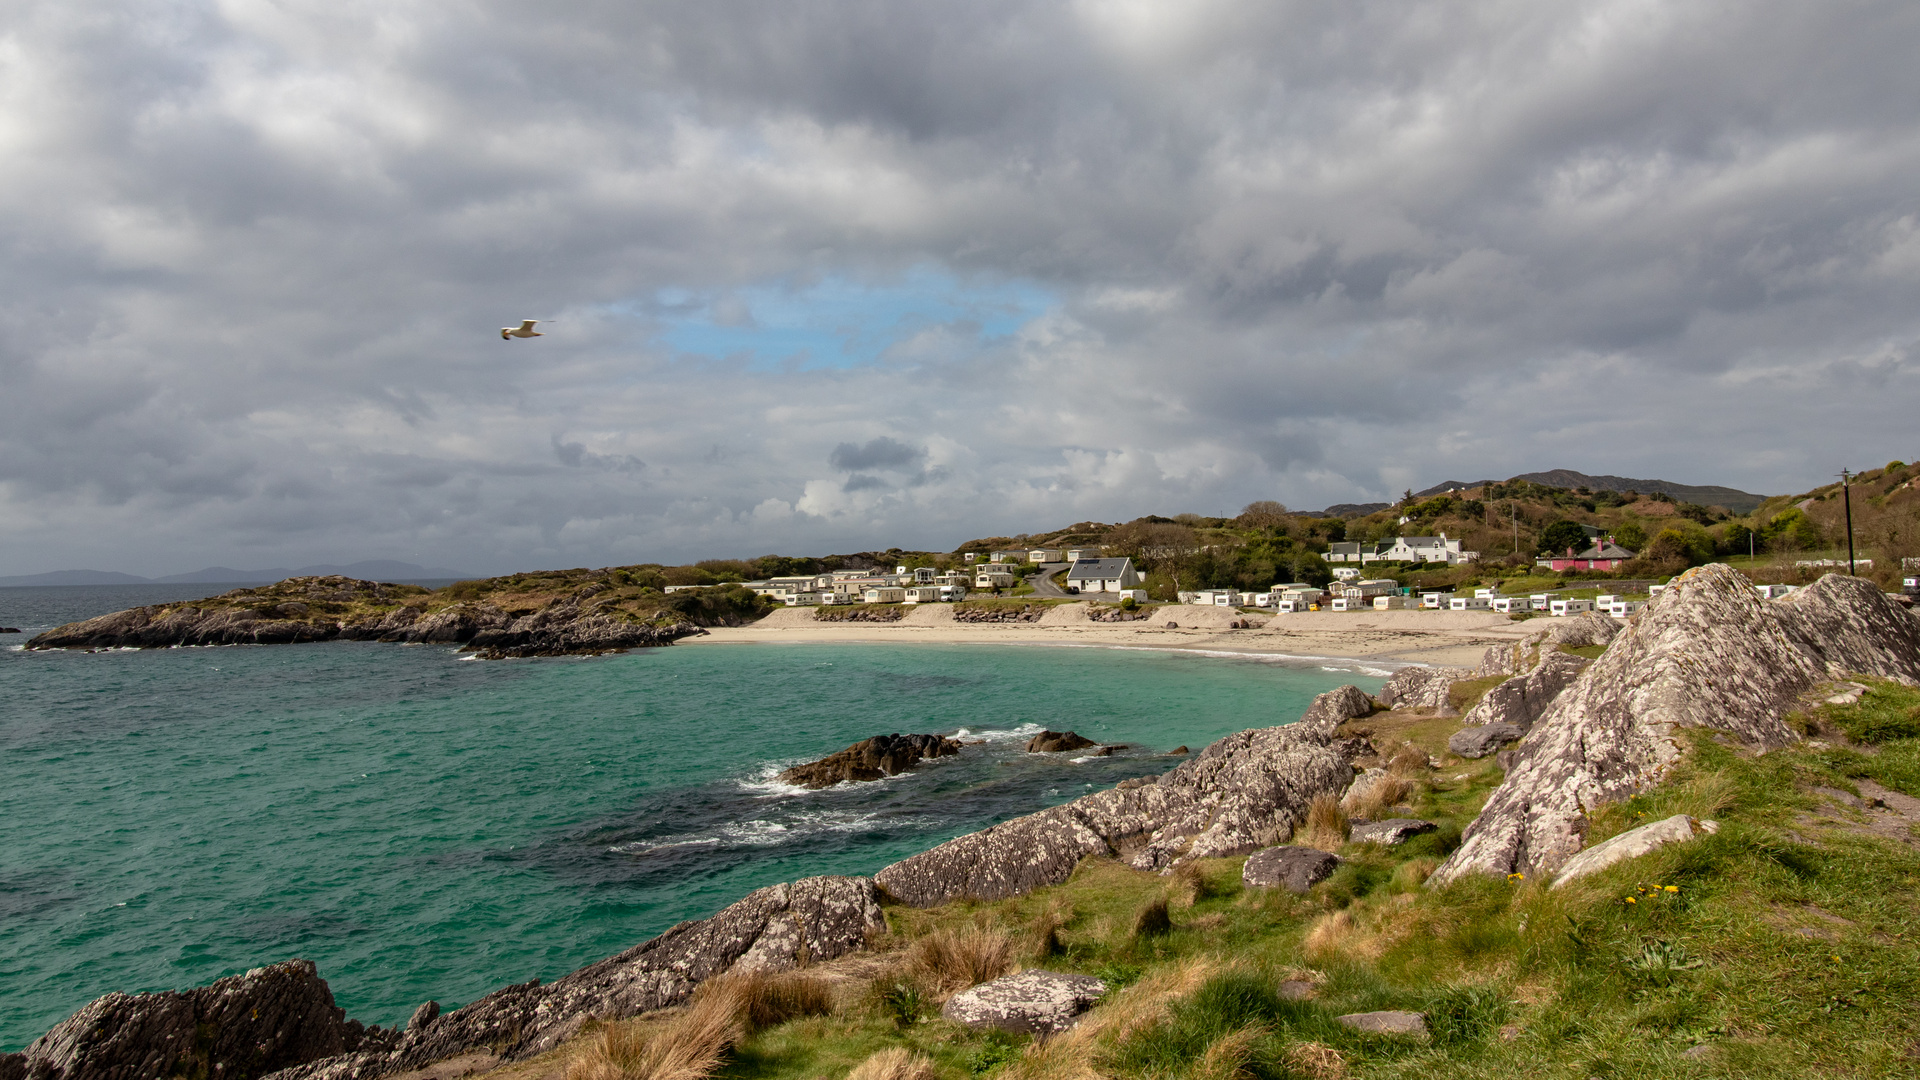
[{"x1": 553, "y1": 697, "x2": 1920, "y2": 1080}]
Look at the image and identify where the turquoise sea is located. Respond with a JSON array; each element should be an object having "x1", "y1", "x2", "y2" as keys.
[{"x1": 0, "y1": 585, "x2": 1383, "y2": 1050}]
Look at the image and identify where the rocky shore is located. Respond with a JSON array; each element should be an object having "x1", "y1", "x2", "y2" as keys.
[
  {"x1": 776, "y1": 733, "x2": 962, "y2": 788},
  {"x1": 24, "y1": 576, "x2": 707, "y2": 658},
  {"x1": 12, "y1": 566, "x2": 1918, "y2": 1080}
]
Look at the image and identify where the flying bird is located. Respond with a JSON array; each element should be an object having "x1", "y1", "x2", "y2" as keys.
[{"x1": 501, "y1": 320, "x2": 543, "y2": 340}]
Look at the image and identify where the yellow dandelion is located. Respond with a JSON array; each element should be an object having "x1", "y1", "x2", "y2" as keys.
[
  {"x1": 1626, "y1": 897, "x2": 1637, "y2": 904},
  {"x1": 1665, "y1": 885, "x2": 1679, "y2": 893}
]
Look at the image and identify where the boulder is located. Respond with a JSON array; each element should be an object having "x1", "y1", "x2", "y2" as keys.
[
  {"x1": 261, "y1": 876, "x2": 884, "y2": 1080},
  {"x1": 1476, "y1": 613, "x2": 1620, "y2": 677},
  {"x1": 939, "y1": 970, "x2": 1107, "y2": 1035},
  {"x1": 12, "y1": 959, "x2": 390, "y2": 1080},
  {"x1": 874, "y1": 686, "x2": 1370, "y2": 906},
  {"x1": 1459, "y1": 650, "x2": 1590, "y2": 731},
  {"x1": 778, "y1": 734, "x2": 961, "y2": 789},
  {"x1": 1551, "y1": 815, "x2": 1719, "y2": 889},
  {"x1": 1431, "y1": 568, "x2": 1920, "y2": 886},
  {"x1": 1242, "y1": 846, "x2": 1341, "y2": 893},
  {"x1": 1335, "y1": 1011, "x2": 1428, "y2": 1036},
  {"x1": 1348, "y1": 819, "x2": 1437, "y2": 846},
  {"x1": 1376, "y1": 666, "x2": 1471, "y2": 710},
  {"x1": 405, "y1": 1002, "x2": 439, "y2": 1033},
  {"x1": 1277, "y1": 980, "x2": 1316, "y2": 1001},
  {"x1": 1447, "y1": 722, "x2": 1526, "y2": 759},
  {"x1": 1026, "y1": 730, "x2": 1097, "y2": 753}
]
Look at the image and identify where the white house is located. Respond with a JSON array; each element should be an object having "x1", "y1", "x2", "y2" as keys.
[
  {"x1": 1065, "y1": 557, "x2": 1140, "y2": 594},
  {"x1": 1379, "y1": 534, "x2": 1477, "y2": 565}
]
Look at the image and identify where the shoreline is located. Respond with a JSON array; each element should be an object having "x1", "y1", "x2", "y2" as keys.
[{"x1": 686, "y1": 607, "x2": 1527, "y2": 668}]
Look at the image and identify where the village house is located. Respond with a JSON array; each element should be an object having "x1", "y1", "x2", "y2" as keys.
[
  {"x1": 1326, "y1": 535, "x2": 1477, "y2": 565},
  {"x1": 1537, "y1": 539, "x2": 1636, "y2": 572},
  {"x1": 1065, "y1": 557, "x2": 1140, "y2": 594}
]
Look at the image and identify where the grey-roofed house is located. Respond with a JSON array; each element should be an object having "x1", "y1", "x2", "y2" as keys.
[{"x1": 1065, "y1": 557, "x2": 1140, "y2": 594}]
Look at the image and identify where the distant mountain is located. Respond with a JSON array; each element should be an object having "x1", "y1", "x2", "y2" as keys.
[
  {"x1": 1413, "y1": 470, "x2": 1769, "y2": 514},
  {"x1": 1298, "y1": 502, "x2": 1390, "y2": 519},
  {"x1": 0, "y1": 560, "x2": 473, "y2": 588}
]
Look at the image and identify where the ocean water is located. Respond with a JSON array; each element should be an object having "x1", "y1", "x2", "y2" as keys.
[{"x1": 0, "y1": 586, "x2": 1383, "y2": 1050}]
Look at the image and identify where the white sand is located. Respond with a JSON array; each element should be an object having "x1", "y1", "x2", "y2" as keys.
[{"x1": 691, "y1": 604, "x2": 1532, "y2": 668}]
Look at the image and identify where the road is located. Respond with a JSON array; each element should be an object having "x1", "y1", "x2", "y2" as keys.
[{"x1": 1024, "y1": 562, "x2": 1071, "y2": 597}]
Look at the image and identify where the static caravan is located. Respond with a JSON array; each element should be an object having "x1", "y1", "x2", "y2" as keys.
[
  {"x1": 1595, "y1": 594, "x2": 1619, "y2": 608},
  {"x1": 1648, "y1": 584, "x2": 1668, "y2": 597},
  {"x1": 1607, "y1": 600, "x2": 1646, "y2": 618},
  {"x1": 863, "y1": 587, "x2": 906, "y2": 604},
  {"x1": 901, "y1": 586, "x2": 943, "y2": 603},
  {"x1": 1754, "y1": 584, "x2": 1796, "y2": 600},
  {"x1": 1550, "y1": 598, "x2": 1595, "y2": 617},
  {"x1": 1473, "y1": 588, "x2": 1498, "y2": 600},
  {"x1": 1117, "y1": 589, "x2": 1149, "y2": 602},
  {"x1": 1373, "y1": 595, "x2": 1418, "y2": 610},
  {"x1": 1449, "y1": 596, "x2": 1492, "y2": 611},
  {"x1": 1530, "y1": 594, "x2": 1552, "y2": 611},
  {"x1": 1491, "y1": 596, "x2": 1530, "y2": 614},
  {"x1": 1420, "y1": 592, "x2": 1448, "y2": 610}
]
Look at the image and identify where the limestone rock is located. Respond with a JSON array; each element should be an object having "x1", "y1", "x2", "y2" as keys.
[
  {"x1": 874, "y1": 687, "x2": 1369, "y2": 906},
  {"x1": 939, "y1": 970, "x2": 1107, "y2": 1034},
  {"x1": 262, "y1": 876, "x2": 883, "y2": 1080},
  {"x1": 778, "y1": 734, "x2": 961, "y2": 789},
  {"x1": 1348, "y1": 819, "x2": 1436, "y2": 846},
  {"x1": 1026, "y1": 730, "x2": 1097, "y2": 753},
  {"x1": 13, "y1": 959, "x2": 388, "y2": 1080},
  {"x1": 1431, "y1": 567, "x2": 1920, "y2": 886},
  {"x1": 1335, "y1": 1010, "x2": 1427, "y2": 1036},
  {"x1": 1376, "y1": 666, "x2": 1471, "y2": 710},
  {"x1": 1448, "y1": 722, "x2": 1527, "y2": 759},
  {"x1": 1551, "y1": 815, "x2": 1718, "y2": 888},
  {"x1": 1476, "y1": 613, "x2": 1620, "y2": 677},
  {"x1": 1460, "y1": 650, "x2": 1590, "y2": 731},
  {"x1": 1242, "y1": 846, "x2": 1340, "y2": 893},
  {"x1": 1277, "y1": 980, "x2": 1315, "y2": 1001}
]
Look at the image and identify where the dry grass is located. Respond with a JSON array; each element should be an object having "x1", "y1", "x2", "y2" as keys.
[
  {"x1": 1285, "y1": 1041, "x2": 1348, "y2": 1080},
  {"x1": 566, "y1": 987, "x2": 744, "y2": 1080},
  {"x1": 707, "y1": 969, "x2": 835, "y2": 1030},
  {"x1": 904, "y1": 924, "x2": 1016, "y2": 998},
  {"x1": 1027, "y1": 897, "x2": 1074, "y2": 957},
  {"x1": 1131, "y1": 896, "x2": 1173, "y2": 938},
  {"x1": 1341, "y1": 774, "x2": 1413, "y2": 820},
  {"x1": 1297, "y1": 794, "x2": 1348, "y2": 851},
  {"x1": 1302, "y1": 910, "x2": 1357, "y2": 960},
  {"x1": 1390, "y1": 857, "x2": 1439, "y2": 891},
  {"x1": 1385, "y1": 742, "x2": 1431, "y2": 778},
  {"x1": 995, "y1": 957, "x2": 1223, "y2": 1080},
  {"x1": 1192, "y1": 1024, "x2": 1265, "y2": 1080},
  {"x1": 843, "y1": 1046, "x2": 938, "y2": 1080}
]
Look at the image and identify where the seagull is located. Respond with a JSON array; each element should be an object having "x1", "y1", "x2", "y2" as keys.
[{"x1": 501, "y1": 320, "x2": 543, "y2": 340}]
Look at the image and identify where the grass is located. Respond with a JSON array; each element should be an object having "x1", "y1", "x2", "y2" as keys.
[{"x1": 559, "y1": 687, "x2": 1920, "y2": 1080}]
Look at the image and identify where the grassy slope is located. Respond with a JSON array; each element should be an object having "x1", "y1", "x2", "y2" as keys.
[{"x1": 551, "y1": 681, "x2": 1920, "y2": 1080}]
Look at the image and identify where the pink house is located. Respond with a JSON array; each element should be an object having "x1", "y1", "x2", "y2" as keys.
[{"x1": 1539, "y1": 539, "x2": 1636, "y2": 572}]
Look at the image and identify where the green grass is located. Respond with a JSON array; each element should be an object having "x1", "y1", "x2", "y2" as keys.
[{"x1": 675, "y1": 693, "x2": 1920, "y2": 1079}]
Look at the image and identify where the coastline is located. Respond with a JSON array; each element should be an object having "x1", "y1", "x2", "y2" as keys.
[{"x1": 685, "y1": 606, "x2": 1526, "y2": 668}]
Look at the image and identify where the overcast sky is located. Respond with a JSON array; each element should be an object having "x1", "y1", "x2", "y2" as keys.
[{"x1": 4, "y1": 0, "x2": 1918, "y2": 576}]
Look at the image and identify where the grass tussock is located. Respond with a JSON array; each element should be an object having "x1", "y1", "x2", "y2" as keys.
[
  {"x1": 1385, "y1": 742, "x2": 1431, "y2": 778},
  {"x1": 842, "y1": 1046, "x2": 938, "y2": 1080},
  {"x1": 904, "y1": 924, "x2": 1016, "y2": 998},
  {"x1": 711, "y1": 969, "x2": 836, "y2": 1030},
  {"x1": 566, "y1": 985, "x2": 743, "y2": 1080},
  {"x1": 1341, "y1": 773, "x2": 1413, "y2": 820},
  {"x1": 1298, "y1": 794, "x2": 1348, "y2": 851},
  {"x1": 1130, "y1": 896, "x2": 1173, "y2": 939}
]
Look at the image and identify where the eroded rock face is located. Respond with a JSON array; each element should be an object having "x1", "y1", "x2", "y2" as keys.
[
  {"x1": 1448, "y1": 722, "x2": 1526, "y2": 759},
  {"x1": 262, "y1": 876, "x2": 883, "y2": 1080},
  {"x1": 873, "y1": 686, "x2": 1372, "y2": 907},
  {"x1": 778, "y1": 734, "x2": 961, "y2": 789},
  {"x1": 940, "y1": 970, "x2": 1107, "y2": 1034},
  {"x1": 1460, "y1": 650, "x2": 1590, "y2": 733},
  {"x1": 1376, "y1": 666, "x2": 1471, "y2": 710},
  {"x1": 1476, "y1": 613, "x2": 1620, "y2": 678},
  {"x1": 12, "y1": 959, "x2": 389, "y2": 1080},
  {"x1": 1026, "y1": 730, "x2": 1096, "y2": 753},
  {"x1": 1242, "y1": 846, "x2": 1341, "y2": 893},
  {"x1": 1430, "y1": 567, "x2": 1920, "y2": 886}
]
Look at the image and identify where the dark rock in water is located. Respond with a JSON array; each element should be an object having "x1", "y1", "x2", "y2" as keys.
[
  {"x1": 1432, "y1": 567, "x2": 1920, "y2": 886},
  {"x1": 1242, "y1": 846, "x2": 1340, "y2": 893},
  {"x1": 1168, "y1": 745, "x2": 1189, "y2": 755},
  {"x1": 405, "y1": 1001, "x2": 439, "y2": 1033},
  {"x1": 1448, "y1": 722, "x2": 1526, "y2": 759},
  {"x1": 778, "y1": 733, "x2": 961, "y2": 789},
  {"x1": 1348, "y1": 819, "x2": 1436, "y2": 846},
  {"x1": 1376, "y1": 666, "x2": 1470, "y2": 710},
  {"x1": 10, "y1": 958, "x2": 390, "y2": 1080},
  {"x1": 1026, "y1": 730, "x2": 1096, "y2": 753},
  {"x1": 263, "y1": 876, "x2": 883, "y2": 1080},
  {"x1": 874, "y1": 685, "x2": 1373, "y2": 907},
  {"x1": 940, "y1": 970, "x2": 1107, "y2": 1034},
  {"x1": 0, "y1": 627, "x2": 22, "y2": 634}
]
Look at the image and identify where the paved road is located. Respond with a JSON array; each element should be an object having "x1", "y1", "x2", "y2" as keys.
[{"x1": 1025, "y1": 562, "x2": 1071, "y2": 597}]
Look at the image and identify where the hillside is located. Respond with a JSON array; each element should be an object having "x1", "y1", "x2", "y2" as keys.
[{"x1": 1413, "y1": 471, "x2": 1769, "y2": 514}]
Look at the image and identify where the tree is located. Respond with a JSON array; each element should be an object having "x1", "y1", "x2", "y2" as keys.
[
  {"x1": 1613, "y1": 522, "x2": 1648, "y2": 551},
  {"x1": 1236, "y1": 501, "x2": 1290, "y2": 530},
  {"x1": 1537, "y1": 520, "x2": 1589, "y2": 557}
]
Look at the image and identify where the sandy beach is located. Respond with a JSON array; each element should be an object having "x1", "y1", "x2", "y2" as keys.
[{"x1": 684, "y1": 602, "x2": 1529, "y2": 668}]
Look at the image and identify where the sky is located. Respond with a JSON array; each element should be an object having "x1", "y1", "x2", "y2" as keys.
[{"x1": 3, "y1": 0, "x2": 1918, "y2": 577}]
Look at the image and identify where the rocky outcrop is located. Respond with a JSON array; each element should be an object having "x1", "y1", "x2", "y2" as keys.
[
  {"x1": 1376, "y1": 666, "x2": 1471, "y2": 710},
  {"x1": 1447, "y1": 722, "x2": 1526, "y2": 759},
  {"x1": 950, "y1": 605, "x2": 1045, "y2": 623},
  {"x1": 777, "y1": 734, "x2": 961, "y2": 789},
  {"x1": 939, "y1": 971, "x2": 1107, "y2": 1034},
  {"x1": 1459, "y1": 650, "x2": 1590, "y2": 731},
  {"x1": 9, "y1": 959, "x2": 392, "y2": 1080},
  {"x1": 1242, "y1": 846, "x2": 1341, "y2": 893},
  {"x1": 873, "y1": 686, "x2": 1372, "y2": 907},
  {"x1": 1431, "y1": 567, "x2": 1920, "y2": 886},
  {"x1": 263, "y1": 876, "x2": 883, "y2": 1080},
  {"x1": 1475, "y1": 613, "x2": 1620, "y2": 678},
  {"x1": 1550, "y1": 815, "x2": 1719, "y2": 888},
  {"x1": 1348, "y1": 819, "x2": 1436, "y2": 846},
  {"x1": 24, "y1": 577, "x2": 705, "y2": 657},
  {"x1": 1025, "y1": 730, "x2": 1096, "y2": 753}
]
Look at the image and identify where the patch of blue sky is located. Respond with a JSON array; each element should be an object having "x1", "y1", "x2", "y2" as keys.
[{"x1": 653, "y1": 267, "x2": 1053, "y2": 370}]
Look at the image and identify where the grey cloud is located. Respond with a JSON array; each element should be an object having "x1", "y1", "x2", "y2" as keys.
[{"x1": 1, "y1": 1, "x2": 1918, "y2": 575}]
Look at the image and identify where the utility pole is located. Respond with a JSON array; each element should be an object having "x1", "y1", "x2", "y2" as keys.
[{"x1": 1840, "y1": 469, "x2": 1856, "y2": 575}]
